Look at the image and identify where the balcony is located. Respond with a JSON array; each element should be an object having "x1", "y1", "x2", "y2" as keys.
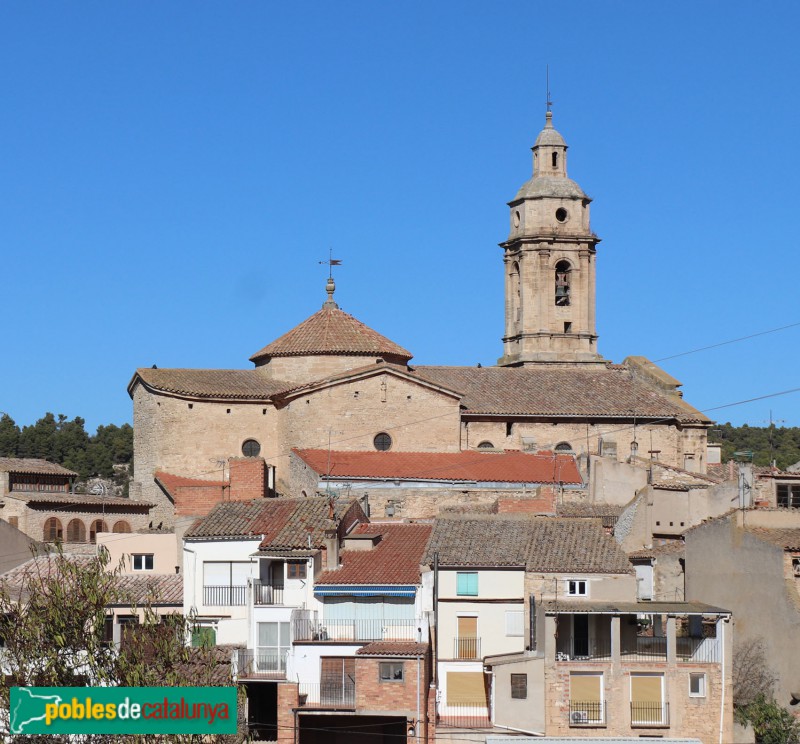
[
  {"x1": 236, "y1": 649, "x2": 286, "y2": 680},
  {"x1": 556, "y1": 640, "x2": 611, "y2": 662},
  {"x1": 436, "y1": 703, "x2": 491, "y2": 729},
  {"x1": 292, "y1": 618, "x2": 417, "y2": 643},
  {"x1": 631, "y1": 701, "x2": 669, "y2": 727},
  {"x1": 253, "y1": 581, "x2": 284, "y2": 606},
  {"x1": 453, "y1": 637, "x2": 481, "y2": 660},
  {"x1": 621, "y1": 635, "x2": 667, "y2": 661},
  {"x1": 298, "y1": 682, "x2": 355, "y2": 709},
  {"x1": 677, "y1": 636, "x2": 720, "y2": 663},
  {"x1": 569, "y1": 700, "x2": 606, "y2": 726},
  {"x1": 203, "y1": 585, "x2": 246, "y2": 607}
]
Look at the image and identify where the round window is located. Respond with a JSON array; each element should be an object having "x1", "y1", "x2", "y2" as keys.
[
  {"x1": 373, "y1": 433, "x2": 392, "y2": 451},
  {"x1": 555, "y1": 208, "x2": 568, "y2": 223},
  {"x1": 242, "y1": 439, "x2": 261, "y2": 457},
  {"x1": 554, "y1": 442, "x2": 573, "y2": 453},
  {"x1": 477, "y1": 441, "x2": 495, "y2": 449}
]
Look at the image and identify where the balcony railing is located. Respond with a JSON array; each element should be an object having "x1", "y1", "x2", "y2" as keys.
[
  {"x1": 569, "y1": 700, "x2": 606, "y2": 726},
  {"x1": 631, "y1": 702, "x2": 669, "y2": 727},
  {"x1": 622, "y1": 635, "x2": 667, "y2": 660},
  {"x1": 298, "y1": 682, "x2": 355, "y2": 709},
  {"x1": 253, "y1": 581, "x2": 284, "y2": 606},
  {"x1": 453, "y1": 637, "x2": 481, "y2": 660},
  {"x1": 202, "y1": 585, "x2": 246, "y2": 607},
  {"x1": 556, "y1": 640, "x2": 612, "y2": 661},
  {"x1": 677, "y1": 636, "x2": 720, "y2": 663},
  {"x1": 236, "y1": 649, "x2": 287, "y2": 680},
  {"x1": 436, "y1": 703, "x2": 491, "y2": 729},
  {"x1": 293, "y1": 618, "x2": 417, "y2": 643}
]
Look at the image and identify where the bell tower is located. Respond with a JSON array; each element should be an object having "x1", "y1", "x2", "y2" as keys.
[{"x1": 498, "y1": 110, "x2": 603, "y2": 366}]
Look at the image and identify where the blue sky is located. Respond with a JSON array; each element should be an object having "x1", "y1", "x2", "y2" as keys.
[{"x1": 2, "y1": 2, "x2": 799, "y2": 432}]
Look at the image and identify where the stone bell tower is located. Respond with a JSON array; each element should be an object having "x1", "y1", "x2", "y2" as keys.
[{"x1": 498, "y1": 110, "x2": 603, "y2": 366}]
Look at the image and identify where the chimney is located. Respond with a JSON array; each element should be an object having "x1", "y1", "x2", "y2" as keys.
[
  {"x1": 228, "y1": 457, "x2": 267, "y2": 501},
  {"x1": 324, "y1": 528, "x2": 339, "y2": 570}
]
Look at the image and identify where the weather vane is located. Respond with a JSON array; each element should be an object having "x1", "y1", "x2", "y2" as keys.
[
  {"x1": 546, "y1": 64, "x2": 553, "y2": 113},
  {"x1": 318, "y1": 248, "x2": 342, "y2": 278}
]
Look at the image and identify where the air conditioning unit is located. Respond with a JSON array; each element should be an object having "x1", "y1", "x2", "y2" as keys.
[{"x1": 570, "y1": 710, "x2": 589, "y2": 724}]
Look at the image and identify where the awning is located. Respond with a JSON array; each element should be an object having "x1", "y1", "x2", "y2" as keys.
[{"x1": 314, "y1": 585, "x2": 416, "y2": 597}]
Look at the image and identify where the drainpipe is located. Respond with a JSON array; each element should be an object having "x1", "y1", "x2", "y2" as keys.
[
  {"x1": 718, "y1": 617, "x2": 727, "y2": 744},
  {"x1": 416, "y1": 654, "x2": 421, "y2": 743},
  {"x1": 183, "y1": 545, "x2": 197, "y2": 610}
]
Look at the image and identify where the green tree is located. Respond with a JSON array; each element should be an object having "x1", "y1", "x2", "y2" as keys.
[
  {"x1": 0, "y1": 547, "x2": 246, "y2": 743},
  {"x1": 0, "y1": 413, "x2": 20, "y2": 456},
  {"x1": 737, "y1": 695, "x2": 800, "y2": 744}
]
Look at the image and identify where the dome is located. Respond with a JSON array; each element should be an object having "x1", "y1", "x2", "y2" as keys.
[
  {"x1": 533, "y1": 110, "x2": 567, "y2": 148},
  {"x1": 513, "y1": 176, "x2": 586, "y2": 201}
]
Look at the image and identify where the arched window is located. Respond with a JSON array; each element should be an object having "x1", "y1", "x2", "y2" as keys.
[
  {"x1": 555, "y1": 442, "x2": 573, "y2": 453},
  {"x1": 90, "y1": 520, "x2": 108, "y2": 543},
  {"x1": 552, "y1": 151, "x2": 559, "y2": 168},
  {"x1": 374, "y1": 432, "x2": 392, "y2": 451},
  {"x1": 511, "y1": 261, "x2": 522, "y2": 330},
  {"x1": 44, "y1": 517, "x2": 63, "y2": 542},
  {"x1": 112, "y1": 520, "x2": 131, "y2": 534},
  {"x1": 555, "y1": 260, "x2": 571, "y2": 306},
  {"x1": 67, "y1": 519, "x2": 86, "y2": 543},
  {"x1": 477, "y1": 441, "x2": 495, "y2": 449}
]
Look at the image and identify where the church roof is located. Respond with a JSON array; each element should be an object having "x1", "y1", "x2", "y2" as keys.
[
  {"x1": 512, "y1": 175, "x2": 586, "y2": 201},
  {"x1": 129, "y1": 368, "x2": 291, "y2": 400},
  {"x1": 294, "y1": 448, "x2": 583, "y2": 485},
  {"x1": 249, "y1": 305, "x2": 412, "y2": 364},
  {"x1": 409, "y1": 364, "x2": 710, "y2": 423}
]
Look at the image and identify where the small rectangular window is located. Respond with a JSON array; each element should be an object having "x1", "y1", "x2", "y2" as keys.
[
  {"x1": 567, "y1": 579, "x2": 587, "y2": 596},
  {"x1": 379, "y1": 662, "x2": 404, "y2": 682},
  {"x1": 287, "y1": 562, "x2": 307, "y2": 579},
  {"x1": 511, "y1": 673, "x2": 527, "y2": 699},
  {"x1": 505, "y1": 610, "x2": 524, "y2": 637},
  {"x1": 132, "y1": 554, "x2": 154, "y2": 571},
  {"x1": 456, "y1": 572, "x2": 478, "y2": 596},
  {"x1": 689, "y1": 672, "x2": 706, "y2": 697}
]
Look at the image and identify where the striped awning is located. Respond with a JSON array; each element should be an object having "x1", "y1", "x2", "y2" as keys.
[{"x1": 314, "y1": 585, "x2": 416, "y2": 597}]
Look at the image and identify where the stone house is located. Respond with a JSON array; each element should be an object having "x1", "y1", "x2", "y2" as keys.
[
  {"x1": 685, "y1": 508, "x2": 800, "y2": 711},
  {"x1": 290, "y1": 447, "x2": 584, "y2": 519},
  {"x1": 0, "y1": 456, "x2": 151, "y2": 544},
  {"x1": 127, "y1": 112, "x2": 711, "y2": 529}
]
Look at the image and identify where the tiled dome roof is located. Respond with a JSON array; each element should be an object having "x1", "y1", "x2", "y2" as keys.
[{"x1": 250, "y1": 306, "x2": 412, "y2": 365}]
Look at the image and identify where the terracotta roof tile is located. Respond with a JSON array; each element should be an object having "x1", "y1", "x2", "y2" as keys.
[
  {"x1": 557, "y1": 503, "x2": 624, "y2": 519},
  {"x1": 3, "y1": 492, "x2": 152, "y2": 508},
  {"x1": 112, "y1": 574, "x2": 183, "y2": 605},
  {"x1": 129, "y1": 368, "x2": 291, "y2": 401},
  {"x1": 184, "y1": 496, "x2": 361, "y2": 552},
  {"x1": 356, "y1": 642, "x2": 428, "y2": 657},
  {"x1": 155, "y1": 471, "x2": 228, "y2": 498},
  {"x1": 745, "y1": 527, "x2": 800, "y2": 551},
  {"x1": 410, "y1": 365, "x2": 709, "y2": 423},
  {"x1": 425, "y1": 515, "x2": 632, "y2": 574},
  {"x1": 294, "y1": 449, "x2": 582, "y2": 485},
  {"x1": 0, "y1": 457, "x2": 77, "y2": 476},
  {"x1": 316, "y1": 523, "x2": 432, "y2": 585},
  {"x1": 250, "y1": 306, "x2": 412, "y2": 364}
]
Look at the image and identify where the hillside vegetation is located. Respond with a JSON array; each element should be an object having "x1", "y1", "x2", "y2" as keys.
[{"x1": 710, "y1": 422, "x2": 800, "y2": 470}]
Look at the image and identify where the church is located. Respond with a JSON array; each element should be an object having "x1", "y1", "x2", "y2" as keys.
[{"x1": 128, "y1": 111, "x2": 710, "y2": 528}]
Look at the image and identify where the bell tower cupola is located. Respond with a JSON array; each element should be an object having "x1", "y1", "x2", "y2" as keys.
[{"x1": 498, "y1": 110, "x2": 603, "y2": 366}]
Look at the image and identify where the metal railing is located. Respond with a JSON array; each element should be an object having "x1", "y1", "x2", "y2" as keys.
[
  {"x1": 293, "y1": 618, "x2": 417, "y2": 643},
  {"x1": 677, "y1": 636, "x2": 720, "y2": 663},
  {"x1": 622, "y1": 635, "x2": 667, "y2": 660},
  {"x1": 252, "y1": 581, "x2": 284, "y2": 606},
  {"x1": 631, "y1": 702, "x2": 669, "y2": 726},
  {"x1": 202, "y1": 585, "x2": 246, "y2": 607},
  {"x1": 236, "y1": 649, "x2": 287, "y2": 679},
  {"x1": 436, "y1": 703, "x2": 491, "y2": 729},
  {"x1": 569, "y1": 700, "x2": 606, "y2": 726},
  {"x1": 556, "y1": 640, "x2": 612, "y2": 661},
  {"x1": 453, "y1": 637, "x2": 481, "y2": 660},
  {"x1": 298, "y1": 682, "x2": 355, "y2": 708}
]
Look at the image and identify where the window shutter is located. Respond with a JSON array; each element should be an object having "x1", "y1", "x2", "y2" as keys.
[
  {"x1": 505, "y1": 610, "x2": 524, "y2": 637},
  {"x1": 511, "y1": 673, "x2": 527, "y2": 699},
  {"x1": 447, "y1": 672, "x2": 487, "y2": 705}
]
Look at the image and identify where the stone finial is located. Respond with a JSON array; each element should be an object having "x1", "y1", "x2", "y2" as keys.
[
  {"x1": 323, "y1": 276, "x2": 338, "y2": 309},
  {"x1": 544, "y1": 110, "x2": 554, "y2": 128}
]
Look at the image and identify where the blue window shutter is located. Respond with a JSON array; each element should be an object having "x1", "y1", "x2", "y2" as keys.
[{"x1": 457, "y1": 572, "x2": 478, "y2": 596}]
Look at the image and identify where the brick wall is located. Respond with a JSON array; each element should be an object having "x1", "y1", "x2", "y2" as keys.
[
  {"x1": 495, "y1": 487, "x2": 556, "y2": 514},
  {"x1": 355, "y1": 653, "x2": 430, "y2": 726},
  {"x1": 228, "y1": 457, "x2": 266, "y2": 501},
  {"x1": 173, "y1": 484, "x2": 230, "y2": 518},
  {"x1": 276, "y1": 682, "x2": 298, "y2": 744}
]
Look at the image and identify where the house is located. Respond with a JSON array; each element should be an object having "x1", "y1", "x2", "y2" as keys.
[
  {"x1": 291, "y1": 448, "x2": 584, "y2": 519},
  {"x1": 0, "y1": 457, "x2": 151, "y2": 544},
  {"x1": 685, "y1": 507, "x2": 800, "y2": 710}
]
